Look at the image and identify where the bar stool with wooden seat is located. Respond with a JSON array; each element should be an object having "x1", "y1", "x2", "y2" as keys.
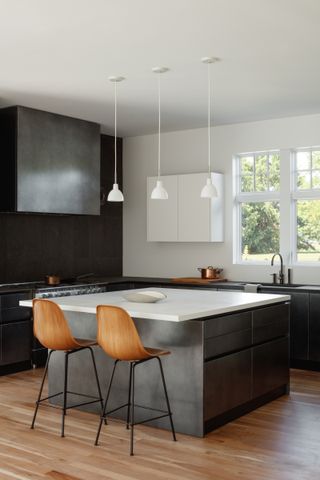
[
  {"x1": 31, "y1": 299, "x2": 104, "y2": 437},
  {"x1": 95, "y1": 305, "x2": 176, "y2": 455}
]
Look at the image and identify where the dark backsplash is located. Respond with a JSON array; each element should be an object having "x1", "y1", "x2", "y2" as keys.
[{"x1": 0, "y1": 134, "x2": 122, "y2": 283}]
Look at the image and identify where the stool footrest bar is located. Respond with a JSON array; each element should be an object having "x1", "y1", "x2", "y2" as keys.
[
  {"x1": 133, "y1": 413, "x2": 170, "y2": 426},
  {"x1": 104, "y1": 402, "x2": 129, "y2": 416},
  {"x1": 36, "y1": 392, "x2": 63, "y2": 403},
  {"x1": 36, "y1": 390, "x2": 102, "y2": 410},
  {"x1": 67, "y1": 399, "x2": 102, "y2": 409}
]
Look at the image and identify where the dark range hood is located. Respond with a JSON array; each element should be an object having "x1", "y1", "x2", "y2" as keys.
[{"x1": 0, "y1": 106, "x2": 100, "y2": 215}]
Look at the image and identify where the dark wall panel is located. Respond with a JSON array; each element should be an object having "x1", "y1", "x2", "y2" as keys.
[{"x1": 0, "y1": 134, "x2": 122, "y2": 283}]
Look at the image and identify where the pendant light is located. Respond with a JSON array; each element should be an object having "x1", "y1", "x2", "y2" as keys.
[
  {"x1": 151, "y1": 66, "x2": 169, "y2": 200},
  {"x1": 200, "y1": 57, "x2": 218, "y2": 198},
  {"x1": 107, "y1": 76, "x2": 125, "y2": 202}
]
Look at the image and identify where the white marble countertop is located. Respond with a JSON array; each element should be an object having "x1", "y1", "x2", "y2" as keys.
[{"x1": 20, "y1": 287, "x2": 290, "y2": 322}]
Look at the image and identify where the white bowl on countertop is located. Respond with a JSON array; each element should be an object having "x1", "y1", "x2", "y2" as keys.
[{"x1": 122, "y1": 290, "x2": 167, "y2": 303}]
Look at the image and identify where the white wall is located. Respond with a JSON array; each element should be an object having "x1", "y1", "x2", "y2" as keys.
[{"x1": 123, "y1": 113, "x2": 320, "y2": 284}]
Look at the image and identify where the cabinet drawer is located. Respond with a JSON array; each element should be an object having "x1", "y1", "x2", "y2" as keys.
[
  {"x1": 1, "y1": 320, "x2": 32, "y2": 366},
  {"x1": 204, "y1": 349, "x2": 251, "y2": 420},
  {"x1": 252, "y1": 303, "x2": 289, "y2": 343},
  {"x1": 253, "y1": 303, "x2": 289, "y2": 328},
  {"x1": 1, "y1": 306, "x2": 31, "y2": 324},
  {"x1": 252, "y1": 337, "x2": 289, "y2": 398},
  {"x1": 0, "y1": 292, "x2": 31, "y2": 309},
  {"x1": 204, "y1": 329, "x2": 252, "y2": 359},
  {"x1": 253, "y1": 319, "x2": 288, "y2": 344},
  {"x1": 204, "y1": 312, "x2": 251, "y2": 339},
  {"x1": 309, "y1": 293, "x2": 320, "y2": 361}
]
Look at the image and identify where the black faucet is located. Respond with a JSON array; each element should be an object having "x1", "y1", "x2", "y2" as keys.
[{"x1": 271, "y1": 253, "x2": 285, "y2": 284}]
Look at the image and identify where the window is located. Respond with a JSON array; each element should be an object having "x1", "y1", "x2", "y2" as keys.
[
  {"x1": 295, "y1": 149, "x2": 320, "y2": 190},
  {"x1": 235, "y1": 152, "x2": 280, "y2": 263},
  {"x1": 239, "y1": 152, "x2": 280, "y2": 193},
  {"x1": 293, "y1": 148, "x2": 320, "y2": 263}
]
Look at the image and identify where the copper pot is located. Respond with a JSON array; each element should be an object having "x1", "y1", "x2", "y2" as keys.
[
  {"x1": 45, "y1": 275, "x2": 61, "y2": 285},
  {"x1": 197, "y1": 266, "x2": 223, "y2": 279}
]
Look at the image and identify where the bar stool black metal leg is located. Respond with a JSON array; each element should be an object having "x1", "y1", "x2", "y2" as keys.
[
  {"x1": 61, "y1": 352, "x2": 69, "y2": 437},
  {"x1": 157, "y1": 357, "x2": 176, "y2": 442},
  {"x1": 126, "y1": 362, "x2": 133, "y2": 430},
  {"x1": 130, "y1": 362, "x2": 135, "y2": 456},
  {"x1": 88, "y1": 347, "x2": 106, "y2": 424},
  {"x1": 95, "y1": 360, "x2": 118, "y2": 446},
  {"x1": 31, "y1": 349, "x2": 54, "y2": 429}
]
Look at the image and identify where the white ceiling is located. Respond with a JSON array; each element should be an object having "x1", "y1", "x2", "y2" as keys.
[{"x1": 1, "y1": 0, "x2": 320, "y2": 136}]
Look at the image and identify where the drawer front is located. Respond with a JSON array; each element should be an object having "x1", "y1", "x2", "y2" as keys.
[
  {"x1": 253, "y1": 318, "x2": 289, "y2": 344},
  {"x1": 1, "y1": 306, "x2": 31, "y2": 324},
  {"x1": 0, "y1": 292, "x2": 31, "y2": 309},
  {"x1": 204, "y1": 349, "x2": 252, "y2": 420},
  {"x1": 204, "y1": 311, "x2": 252, "y2": 339},
  {"x1": 1, "y1": 320, "x2": 32, "y2": 366},
  {"x1": 252, "y1": 337, "x2": 289, "y2": 398},
  {"x1": 252, "y1": 303, "x2": 289, "y2": 344},
  {"x1": 253, "y1": 303, "x2": 289, "y2": 328},
  {"x1": 204, "y1": 329, "x2": 252, "y2": 359},
  {"x1": 309, "y1": 293, "x2": 320, "y2": 361}
]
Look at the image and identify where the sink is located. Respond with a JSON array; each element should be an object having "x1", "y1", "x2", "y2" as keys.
[
  {"x1": 295, "y1": 285, "x2": 320, "y2": 290},
  {"x1": 260, "y1": 283, "x2": 302, "y2": 288}
]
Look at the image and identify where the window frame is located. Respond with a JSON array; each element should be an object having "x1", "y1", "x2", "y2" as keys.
[
  {"x1": 234, "y1": 150, "x2": 281, "y2": 265},
  {"x1": 291, "y1": 147, "x2": 320, "y2": 266}
]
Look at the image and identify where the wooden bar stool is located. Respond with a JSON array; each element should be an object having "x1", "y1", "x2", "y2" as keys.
[
  {"x1": 31, "y1": 299, "x2": 104, "y2": 437},
  {"x1": 95, "y1": 305, "x2": 176, "y2": 455}
]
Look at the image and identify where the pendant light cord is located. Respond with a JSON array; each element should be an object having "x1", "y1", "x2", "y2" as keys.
[
  {"x1": 114, "y1": 80, "x2": 117, "y2": 184},
  {"x1": 157, "y1": 73, "x2": 161, "y2": 180},
  {"x1": 207, "y1": 62, "x2": 211, "y2": 177}
]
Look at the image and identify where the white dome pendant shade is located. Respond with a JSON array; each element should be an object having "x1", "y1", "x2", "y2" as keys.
[
  {"x1": 108, "y1": 76, "x2": 125, "y2": 202},
  {"x1": 151, "y1": 180, "x2": 168, "y2": 200},
  {"x1": 151, "y1": 67, "x2": 169, "y2": 200},
  {"x1": 201, "y1": 177, "x2": 217, "y2": 198},
  {"x1": 108, "y1": 183, "x2": 124, "y2": 202},
  {"x1": 200, "y1": 57, "x2": 218, "y2": 199}
]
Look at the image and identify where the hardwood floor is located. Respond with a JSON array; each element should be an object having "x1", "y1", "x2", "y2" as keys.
[{"x1": 0, "y1": 368, "x2": 319, "y2": 479}]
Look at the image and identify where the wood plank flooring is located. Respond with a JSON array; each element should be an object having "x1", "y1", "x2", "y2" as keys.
[{"x1": 0, "y1": 368, "x2": 319, "y2": 479}]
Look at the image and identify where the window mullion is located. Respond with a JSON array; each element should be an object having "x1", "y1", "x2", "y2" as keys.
[{"x1": 279, "y1": 149, "x2": 291, "y2": 265}]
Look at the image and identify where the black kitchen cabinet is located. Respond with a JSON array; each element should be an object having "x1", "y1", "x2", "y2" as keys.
[
  {"x1": 31, "y1": 334, "x2": 48, "y2": 368},
  {"x1": 260, "y1": 288, "x2": 309, "y2": 363},
  {"x1": 1, "y1": 321, "x2": 31, "y2": 365},
  {"x1": 202, "y1": 302, "x2": 289, "y2": 432},
  {"x1": 288, "y1": 292, "x2": 309, "y2": 361},
  {"x1": 252, "y1": 303, "x2": 289, "y2": 344},
  {"x1": 204, "y1": 349, "x2": 252, "y2": 420},
  {"x1": 308, "y1": 293, "x2": 320, "y2": 361},
  {"x1": 0, "y1": 291, "x2": 32, "y2": 374},
  {"x1": 252, "y1": 337, "x2": 289, "y2": 397}
]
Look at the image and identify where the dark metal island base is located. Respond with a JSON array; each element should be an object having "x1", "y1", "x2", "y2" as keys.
[{"x1": 21, "y1": 288, "x2": 290, "y2": 437}]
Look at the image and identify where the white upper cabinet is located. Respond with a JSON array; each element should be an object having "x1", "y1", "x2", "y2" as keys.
[
  {"x1": 147, "y1": 172, "x2": 224, "y2": 242},
  {"x1": 178, "y1": 173, "x2": 210, "y2": 242},
  {"x1": 147, "y1": 175, "x2": 178, "y2": 241}
]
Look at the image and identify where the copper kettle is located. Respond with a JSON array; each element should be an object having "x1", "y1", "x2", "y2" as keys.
[
  {"x1": 45, "y1": 274, "x2": 61, "y2": 285},
  {"x1": 197, "y1": 266, "x2": 223, "y2": 279}
]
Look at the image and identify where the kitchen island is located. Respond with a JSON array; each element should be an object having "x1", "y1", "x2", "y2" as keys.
[{"x1": 21, "y1": 288, "x2": 290, "y2": 437}]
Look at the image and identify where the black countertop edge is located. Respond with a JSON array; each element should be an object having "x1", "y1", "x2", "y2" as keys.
[{"x1": 0, "y1": 276, "x2": 318, "y2": 295}]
